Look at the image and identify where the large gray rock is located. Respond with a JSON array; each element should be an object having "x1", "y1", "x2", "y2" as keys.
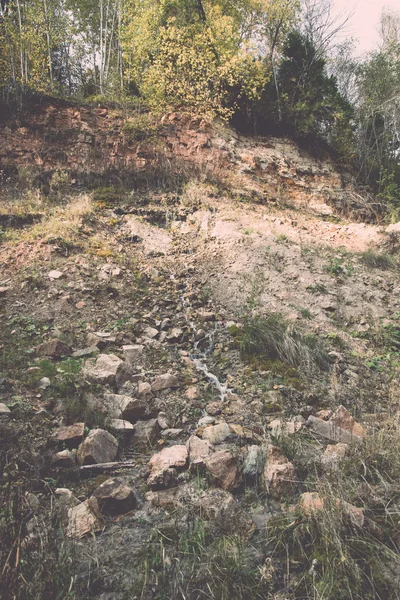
[
  {"x1": 77, "y1": 429, "x2": 118, "y2": 465},
  {"x1": 93, "y1": 477, "x2": 137, "y2": 515},
  {"x1": 83, "y1": 354, "x2": 124, "y2": 387}
]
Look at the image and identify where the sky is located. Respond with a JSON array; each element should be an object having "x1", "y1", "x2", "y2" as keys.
[{"x1": 331, "y1": 0, "x2": 400, "y2": 54}]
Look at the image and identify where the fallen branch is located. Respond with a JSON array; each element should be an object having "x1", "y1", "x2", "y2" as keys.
[{"x1": 79, "y1": 461, "x2": 136, "y2": 473}]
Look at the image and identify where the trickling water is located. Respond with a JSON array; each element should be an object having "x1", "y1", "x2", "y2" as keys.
[{"x1": 181, "y1": 294, "x2": 235, "y2": 402}]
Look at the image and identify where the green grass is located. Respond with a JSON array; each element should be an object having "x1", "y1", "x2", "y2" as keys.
[
  {"x1": 359, "y1": 250, "x2": 395, "y2": 270},
  {"x1": 234, "y1": 314, "x2": 330, "y2": 372}
]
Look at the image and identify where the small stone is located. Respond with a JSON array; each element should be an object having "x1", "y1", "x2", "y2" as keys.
[
  {"x1": 48, "y1": 270, "x2": 63, "y2": 280},
  {"x1": 75, "y1": 301, "x2": 86, "y2": 309},
  {"x1": 52, "y1": 449, "x2": 75, "y2": 467},
  {"x1": 93, "y1": 477, "x2": 136, "y2": 515},
  {"x1": 0, "y1": 286, "x2": 9, "y2": 295},
  {"x1": 205, "y1": 450, "x2": 241, "y2": 491},
  {"x1": 77, "y1": 429, "x2": 118, "y2": 465},
  {"x1": 36, "y1": 339, "x2": 72, "y2": 359},
  {"x1": 0, "y1": 403, "x2": 11, "y2": 417},
  {"x1": 202, "y1": 422, "x2": 231, "y2": 444},
  {"x1": 151, "y1": 373, "x2": 179, "y2": 392},
  {"x1": 53, "y1": 423, "x2": 85, "y2": 448},
  {"x1": 147, "y1": 467, "x2": 179, "y2": 490},
  {"x1": 66, "y1": 497, "x2": 104, "y2": 539},
  {"x1": 187, "y1": 435, "x2": 214, "y2": 467}
]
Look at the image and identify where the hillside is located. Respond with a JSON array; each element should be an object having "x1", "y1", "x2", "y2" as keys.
[{"x1": 1, "y1": 102, "x2": 400, "y2": 600}]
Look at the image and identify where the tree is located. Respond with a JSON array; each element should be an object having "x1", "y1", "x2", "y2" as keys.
[{"x1": 277, "y1": 31, "x2": 354, "y2": 156}]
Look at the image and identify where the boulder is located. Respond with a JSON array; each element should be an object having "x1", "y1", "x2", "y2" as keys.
[
  {"x1": 83, "y1": 354, "x2": 124, "y2": 387},
  {"x1": 93, "y1": 477, "x2": 137, "y2": 515},
  {"x1": 66, "y1": 497, "x2": 104, "y2": 539},
  {"x1": 202, "y1": 422, "x2": 231, "y2": 444},
  {"x1": 264, "y1": 445, "x2": 295, "y2": 497},
  {"x1": 151, "y1": 373, "x2": 179, "y2": 392},
  {"x1": 205, "y1": 450, "x2": 241, "y2": 491},
  {"x1": 77, "y1": 429, "x2": 118, "y2": 465},
  {"x1": 53, "y1": 423, "x2": 85, "y2": 449},
  {"x1": 199, "y1": 489, "x2": 255, "y2": 537},
  {"x1": 36, "y1": 339, "x2": 72, "y2": 358},
  {"x1": 149, "y1": 445, "x2": 188, "y2": 472}
]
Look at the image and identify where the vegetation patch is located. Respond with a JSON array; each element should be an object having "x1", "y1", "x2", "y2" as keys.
[{"x1": 232, "y1": 314, "x2": 330, "y2": 373}]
